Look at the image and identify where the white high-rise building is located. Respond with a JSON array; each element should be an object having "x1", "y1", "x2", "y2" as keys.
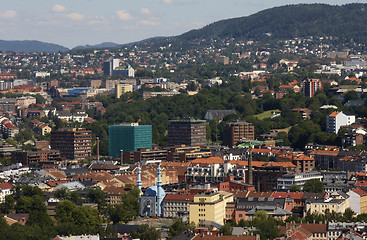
[{"x1": 326, "y1": 111, "x2": 355, "y2": 134}]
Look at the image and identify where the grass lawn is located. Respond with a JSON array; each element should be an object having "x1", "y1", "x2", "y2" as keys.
[{"x1": 254, "y1": 109, "x2": 281, "y2": 120}]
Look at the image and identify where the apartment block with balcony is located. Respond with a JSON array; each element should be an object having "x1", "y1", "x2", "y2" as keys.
[
  {"x1": 223, "y1": 120, "x2": 254, "y2": 147},
  {"x1": 50, "y1": 128, "x2": 92, "y2": 161}
]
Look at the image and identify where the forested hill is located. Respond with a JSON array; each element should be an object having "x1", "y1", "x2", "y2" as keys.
[
  {"x1": 0, "y1": 40, "x2": 69, "y2": 53},
  {"x1": 176, "y1": 3, "x2": 367, "y2": 42}
]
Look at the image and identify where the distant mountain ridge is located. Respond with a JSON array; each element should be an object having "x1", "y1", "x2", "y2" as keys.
[
  {"x1": 176, "y1": 3, "x2": 367, "y2": 42},
  {"x1": 0, "y1": 40, "x2": 69, "y2": 53},
  {"x1": 3, "y1": 4, "x2": 367, "y2": 53},
  {"x1": 71, "y1": 37, "x2": 166, "y2": 51}
]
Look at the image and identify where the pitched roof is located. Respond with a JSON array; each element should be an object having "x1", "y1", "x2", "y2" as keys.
[
  {"x1": 271, "y1": 192, "x2": 304, "y2": 200},
  {"x1": 164, "y1": 194, "x2": 194, "y2": 201},
  {"x1": 190, "y1": 157, "x2": 224, "y2": 165},
  {"x1": 309, "y1": 150, "x2": 340, "y2": 156},
  {"x1": 329, "y1": 111, "x2": 340, "y2": 117},
  {"x1": 0, "y1": 182, "x2": 13, "y2": 190},
  {"x1": 294, "y1": 154, "x2": 315, "y2": 161}
]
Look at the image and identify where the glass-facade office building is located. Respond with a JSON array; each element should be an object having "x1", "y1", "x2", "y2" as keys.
[{"x1": 109, "y1": 123, "x2": 152, "y2": 157}]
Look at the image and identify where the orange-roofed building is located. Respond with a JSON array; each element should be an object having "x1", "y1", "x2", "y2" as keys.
[
  {"x1": 280, "y1": 223, "x2": 327, "y2": 240},
  {"x1": 326, "y1": 111, "x2": 355, "y2": 134},
  {"x1": 292, "y1": 154, "x2": 315, "y2": 173},
  {"x1": 190, "y1": 156, "x2": 224, "y2": 166},
  {"x1": 347, "y1": 188, "x2": 367, "y2": 214},
  {"x1": 163, "y1": 193, "x2": 194, "y2": 220},
  {"x1": 309, "y1": 149, "x2": 340, "y2": 169}
]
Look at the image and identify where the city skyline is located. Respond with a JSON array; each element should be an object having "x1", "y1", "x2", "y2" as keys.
[{"x1": 0, "y1": 0, "x2": 364, "y2": 48}]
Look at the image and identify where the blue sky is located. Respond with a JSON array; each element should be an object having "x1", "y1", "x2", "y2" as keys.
[{"x1": 0, "y1": 0, "x2": 364, "y2": 48}]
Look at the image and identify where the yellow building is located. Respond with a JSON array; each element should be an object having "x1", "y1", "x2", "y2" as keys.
[
  {"x1": 305, "y1": 197, "x2": 349, "y2": 215},
  {"x1": 189, "y1": 191, "x2": 233, "y2": 227},
  {"x1": 116, "y1": 84, "x2": 133, "y2": 98}
]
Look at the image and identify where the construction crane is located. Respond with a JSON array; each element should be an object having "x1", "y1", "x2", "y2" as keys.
[{"x1": 237, "y1": 139, "x2": 283, "y2": 185}]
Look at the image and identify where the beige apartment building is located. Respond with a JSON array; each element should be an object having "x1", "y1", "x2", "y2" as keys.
[{"x1": 189, "y1": 191, "x2": 233, "y2": 227}]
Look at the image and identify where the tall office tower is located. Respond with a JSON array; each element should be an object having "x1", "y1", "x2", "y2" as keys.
[
  {"x1": 103, "y1": 59, "x2": 120, "y2": 76},
  {"x1": 108, "y1": 123, "x2": 152, "y2": 157},
  {"x1": 168, "y1": 119, "x2": 206, "y2": 146},
  {"x1": 50, "y1": 128, "x2": 92, "y2": 161},
  {"x1": 302, "y1": 78, "x2": 323, "y2": 97},
  {"x1": 223, "y1": 120, "x2": 255, "y2": 147}
]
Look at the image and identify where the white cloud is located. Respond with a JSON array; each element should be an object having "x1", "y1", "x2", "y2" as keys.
[
  {"x1": 0, "y1": 10, "x2": 17, "y2": 19},
  {"x1": 140, "y1": 19, "x2": 160, "y2": 26},
  {"x1": 140, "y1": 8, "x2": 151, "y2": 15},
  {"x1": 67, "y1": 13, "x2": 85, "y2": 21},
  {"x1": 116, "y1": 10, "x2": 132, "y2": 21},
  {"x1": 52, "y1": 4, "x2": 66, "y2": 13},
  {"x1": 162, "y1": 0, "x2": 173, "y2": 4}
]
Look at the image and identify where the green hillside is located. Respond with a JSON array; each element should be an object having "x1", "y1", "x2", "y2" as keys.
[{"x1": 176, "y1": 3, "x2": 367, "y2": 42}]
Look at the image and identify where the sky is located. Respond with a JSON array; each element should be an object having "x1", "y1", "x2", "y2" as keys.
[{"x1": 0, "y1": 0, "x2": 365, "y2": 49}]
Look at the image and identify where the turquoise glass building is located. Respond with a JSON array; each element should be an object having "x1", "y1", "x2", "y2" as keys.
[{"x1": 108, "y1": 123, "x2": 152, "y2": 157}]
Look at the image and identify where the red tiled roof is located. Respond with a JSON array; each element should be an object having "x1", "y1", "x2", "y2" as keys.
[
  {"x1": 271, "y1": 192, "x2": 304, "y2": 199},
  {"x1": 351, "y1": 188, "x2": 367, "y2": 197},
  {"x1": 309, "y1": 150, "x2": 340, "y2": 156},
  {"x1": 355, "y1": 181, "x2": 367, "y2": 187},
  {"x1": 294, "y1": 154, "x2": 314, "y2": 161},
  {"x1": 251, "y1": 149, "x2": 272, "y2": 153},
  {"x1": 0, "y1": 182, "x2": 13, "y2": 190},
  {"x1": 190, "y1": 157, "x2": 224, "y2": 165},
  {"x1": 329, "y1": 111, "x2": 340, "y2": 117},
  {"x1": 164, "y1": 194, "x2": 194, "y2": 201}
]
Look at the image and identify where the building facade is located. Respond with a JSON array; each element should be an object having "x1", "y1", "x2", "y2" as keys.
[
  {"x1": 109, "y1": 123, "x2": 152, "y2": 157},
  {"x1": 50, "y1": 128, "x2": 92, "y2": 161},
  {"x1": 223, "y1": 121, "x2": 255, "y2": 147},
  {"x1": 326, "y1": 111, "x2": 355, "y2": 134},
  {"x1": 168, "y1": 119, "x2": 206, "y2": 146},
  {"x1": 302, "y1": 79, "x2": 323, "y2": 97},
  {"x1": 116, "y1": 84, "x2": 133, "y2": 98}
]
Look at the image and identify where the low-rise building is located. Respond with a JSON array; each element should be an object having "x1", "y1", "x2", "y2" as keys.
[
  {"x1": 277, "y1": 172, "x2": 323, "y2": 190},
  {"x1": 163, "y1": 193, "x2": 194, "y2": 221},
  {"x1": 305, "y1": 197, "x2": 349, "y2": 215}
]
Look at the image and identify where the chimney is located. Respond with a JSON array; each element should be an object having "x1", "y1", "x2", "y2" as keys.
[{"x1": 96, "y1": 137, "x2": 100, "y2": 161}]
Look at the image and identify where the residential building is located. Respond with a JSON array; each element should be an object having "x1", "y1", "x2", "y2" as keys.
[
  {"x1": 280, "y1": 223, "x2": 327, "y2": 240},
  {"x1": 223, "y1": 121, "x2": 255, "y2": 147},
  {"x1": 292, "y1": 154, "x2": 315, "y2": 173},
  {"x1": 346, "y1": 188, "x2": 367, "y2": 214},
  {"x1": 309, "y1": 149, "x2": 340, "y2": 169},
  {"x1": 305, "y1": 197, "x2": 349, "y2": 215},
  {"x1": 11, "y1": 149, "x2": 61, "y2": 166},
  {"x1": 168, "y1": 119, "x2": 206, "y2": 146},
  {"x1": 108, "y1": 123, "x2": 152, "y2": 158},
  {"x1": 163, "y1": 194, "x2": 194, "y2": 221},
  {"x1": 123, "y1": 149, "x2": 168, "y2": 163},
  {"x1": 0, "y1": 117, "x2": 19, "y2": 138},
  {"x1": 302, "y1": 79, "x2": 323, "y2": 97},
  {"x1": 189, "y1": 191, "x2": 234, "y2": 226},
  {"x1": 167, "y1": 145, "x2": 212, "y2": 162},
  {"x1": 50, "y1": 128, "x2": 92, "y2": 161},
  {"x1": 0, "y1": 182, "x2": 13, "y2": 203},
  {"x1": 326, "y1": 111, "x2": 355, "y2": 134},
  {"x1": 116, "y1": 84, "x2": 133, "y2": 98},
  {"x1": 292, "y1": 108, "x2": 312, "y2": 120}
]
